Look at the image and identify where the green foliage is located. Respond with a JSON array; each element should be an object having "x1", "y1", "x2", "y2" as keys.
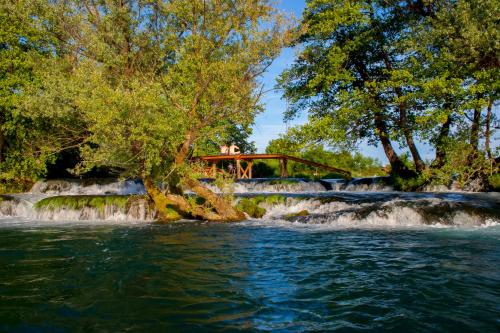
[
  {"x1": 0, "y1": 179, "x2": 33, "y2": 194},
  {"x1": 24, "y1": 0, "x2": 292, "y2": 192},
  {"x1": 0, "y1": 1, "x2": 77, "y2": 182},
  {"x1": 193, "y1": 123, "x2": 257, "y2": 156},
  {"x1": 488, "y1": 174, "x2": 500, "y2": 192},
  {"x1": 428, "y1": 142, "x2": 497, "y2": 190},
  {"x1": 253, "y1": 161, "x2": 279, "y2": 178}
]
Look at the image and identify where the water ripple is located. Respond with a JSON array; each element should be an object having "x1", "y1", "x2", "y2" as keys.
[{"x1": 0, "y1": 223, "x2": 499, "y2": 332}]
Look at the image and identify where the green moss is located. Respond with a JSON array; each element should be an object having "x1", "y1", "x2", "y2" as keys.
[
  {"x1": 160, "y1": 204, "x2": 184, "y2": 221},
  {"x1": 249, "y1": 194, "x2": 287, "y2": 206},
  {"x1": 235, "y1": 195, "x2": 291, "y2": 218},
  {"x1": 236, "y1": 198, "x2": 267, "y2": 218},
  {"x1": 35, "y1": 195, "x2": 130, "y2": 214},
  {"x1": 0, "y1": 195, "x2": 16, "y2": 203}
]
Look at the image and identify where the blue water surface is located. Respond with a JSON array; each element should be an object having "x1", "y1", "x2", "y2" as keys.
[{"x1": 0, "y1": 222, "x2": 499, "y2": 332}]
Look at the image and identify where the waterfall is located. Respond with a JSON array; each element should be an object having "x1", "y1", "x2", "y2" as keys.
[
  {"x1": 0, "y1": 194, "x2": 155, "y2": 222},
  {"x1": 244, "y1": 196, "x2": 499, "y2": 228},
  {"x1": 0, "y1": 179, "x2": 497, "y2": 227},
  {"x1": 30, "y1": 179, "x2": 146, "y2": 196}
]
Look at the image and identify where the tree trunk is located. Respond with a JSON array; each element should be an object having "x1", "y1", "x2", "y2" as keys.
[
  {"x1": 182, "y1": 177, "x2": 245, "y2": 221},
  {"x1": 470, "y1": 107, "x2": 481, "y2": 152},
  {"x1": 353, "y1": 60, "x2": 414, "y2": 178},
  {"x1": 432, "y1": 115, "x2": 452, "y2": 168},
  {"x1": 143, "y1": 177, "x2": 183, "y2": 221},
  {"x1": 374, "y1": 112, "x2": 416, "y2": 178},
  {"x1": 399, "y1": 103, "x2": 426, "y2": 173},
  {"x1": 369, "y1": 0, "x2": 425, "y2": 173},
  {"x1": 143, "y1": 132, "x2": 246, "y2": 222},
  {"x1": 485, "y1": 97, "x2": 493, "y2": 160},
  {"x1": 0, "y1": 129, "x2": 5, "y2": 163},
  {"x1": 467, "y1": 106, "x2": 482, "y2": 168},
  {"x1": 144, "y1": 177, "x2": 227, "y2": 222}
]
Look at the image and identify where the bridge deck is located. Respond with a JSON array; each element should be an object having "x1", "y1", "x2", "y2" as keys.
[{"x1": 195, "y1": 154, "x2": 352, "y2": 179}]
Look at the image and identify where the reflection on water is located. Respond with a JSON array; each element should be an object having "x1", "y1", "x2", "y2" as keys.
[{"x1": 0, "y1": 223, "x2": 499, "y2": 332}]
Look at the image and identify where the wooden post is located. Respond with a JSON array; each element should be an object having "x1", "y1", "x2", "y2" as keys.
[
  {"x1": 211, "y1": 163, "x2": 217, "y2": 178},
  {"x1": 236, "y1": 159, "x2": 241, "y2": 179},
  {"x1": 279, "y1": 158, "x2": 288, "y2": 178},
  {"x1": 240, "y1": 161, "x2": 253, "y2": 179}
]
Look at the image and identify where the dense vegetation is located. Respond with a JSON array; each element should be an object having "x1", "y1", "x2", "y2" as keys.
[
  {"x1": 0, "y1": 0, "x2": 292, "y2": 220},
  {"x1": 278, "y1": 0, "x2": 498, "y2": 190}
]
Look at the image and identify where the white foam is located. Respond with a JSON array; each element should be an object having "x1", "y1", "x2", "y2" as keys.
[
  {"x1": 0, "y1": 195, "x2": 154, "y2": 222},
  {"x1": 30, "y1": 179, "x2": 146, "y2": 195},
  {"x1": 244, "y1": 197, "x2": 499, "y2": 230}
]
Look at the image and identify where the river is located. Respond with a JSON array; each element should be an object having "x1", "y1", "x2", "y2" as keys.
[{"x1": 0, "y1": 179, "x2": 499, "y2": 332}]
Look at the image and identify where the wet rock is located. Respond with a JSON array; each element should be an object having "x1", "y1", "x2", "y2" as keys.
[{"x1": 285, "y1": 210, "x2": 309, "y2": 219}]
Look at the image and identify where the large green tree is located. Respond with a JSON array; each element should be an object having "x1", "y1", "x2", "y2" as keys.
[
  {"x1": 0, "y1": 1, "x2": 81, "y2": 188},
  {"x1": 279, "y1": 0, "x2": 498, "y2": 186},
  {"x1": 25, "y1": 0, "x2": 292, "y2": 220}
]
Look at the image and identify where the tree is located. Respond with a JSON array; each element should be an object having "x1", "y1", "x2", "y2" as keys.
[
  {"x1": 0, "y1": 1, "x2": 83, "y2": 190},
  {"x1": 27, "y1": 0, "x2": 292, "y2": 220},
  {"x1": 415, "y1": 0, "x2": 499, "y2": 163},
  {"x1": 278, "y1": 0, "x2": 498, "y2": 188},
  {"x1": 279, "y1": 0, "x2": 431, "y2": 178}
]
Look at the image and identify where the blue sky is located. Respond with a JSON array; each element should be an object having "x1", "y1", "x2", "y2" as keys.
[{"x1": 249, "y1": 1, "x2": 307, "y2": 154}]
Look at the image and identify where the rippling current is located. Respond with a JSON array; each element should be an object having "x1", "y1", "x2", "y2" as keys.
[{"x1": 1, "y1": 221, "x2": 499, "y2": 332}]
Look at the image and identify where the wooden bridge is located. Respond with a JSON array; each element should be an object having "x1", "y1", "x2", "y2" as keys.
[{"x1": 195, "y1": 154, "x2": 352, "y2": 179}]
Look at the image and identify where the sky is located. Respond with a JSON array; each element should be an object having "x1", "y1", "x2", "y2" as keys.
[
  {"x1": 249, "y1": 1, "x2": 308, "y2": 154},
  {"x1": 248, "y1": 0, "x2": 429, "y2": 163}
]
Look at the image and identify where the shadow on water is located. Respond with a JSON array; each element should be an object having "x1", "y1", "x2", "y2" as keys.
[{"x1": 0, "y1": 222, "x2": 499, "y2": 332}]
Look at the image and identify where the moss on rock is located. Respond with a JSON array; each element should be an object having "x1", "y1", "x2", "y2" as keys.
[
  {"x1": 35, "y1": 195, "x2": 131, "y2": 213},
  {"x1": 236, "y1": 198, "x2": 267, "y2": 218}
]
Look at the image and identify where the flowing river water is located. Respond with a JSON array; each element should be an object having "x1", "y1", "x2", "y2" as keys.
[{"x1": 0, "y1": 179, "x2": 499, "y2": 332}]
